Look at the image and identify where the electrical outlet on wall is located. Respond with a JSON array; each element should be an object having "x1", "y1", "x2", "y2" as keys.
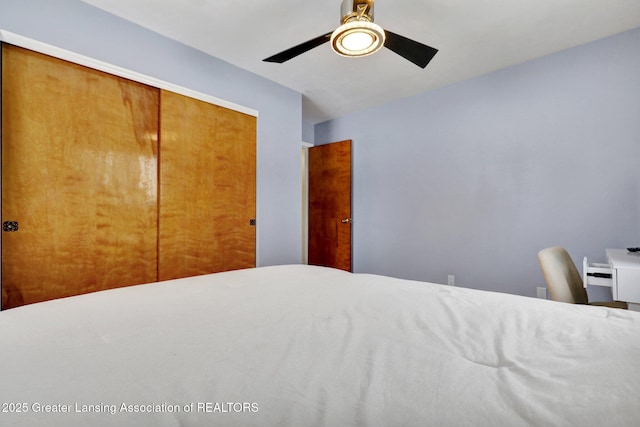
[
  {"x1": 447, "y1": 275, "x2": 455, "y2": 286},
  {"x1": 537, "y1": 287, "x2": 547, "y2": 299}
]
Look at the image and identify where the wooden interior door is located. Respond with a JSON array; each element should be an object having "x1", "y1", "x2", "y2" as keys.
[
  {"x1": 308, "y1": 140, "x2": 352, "y2": 271},
  {"x1": 158, "y1": 90, "x2": 256, "y2": 281},
  {"x1": 1, "y1": 45, "x2": 159, "y2": 309}
]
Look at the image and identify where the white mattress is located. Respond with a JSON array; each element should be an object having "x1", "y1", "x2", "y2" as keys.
[{"x1": 1, "y1": 264, "x2": 639, "y2": 426}]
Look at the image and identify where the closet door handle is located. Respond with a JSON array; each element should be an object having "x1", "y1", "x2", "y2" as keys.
[
  {"x1": 2, "y1": 221, "x2": 19, "y2": 232},
  {"x1": 341, "y1": 218, "x2": 351, "y2": 224}
]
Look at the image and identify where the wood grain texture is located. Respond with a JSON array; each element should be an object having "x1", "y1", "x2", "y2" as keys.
[
  {"x1": 1, "y1": 45, "x2": 159, "y2": 308},
  {"x1": 158, "y1": 90, "x2": 255, "y2": 281},
  {"x1": 308, "y1": 140, "x2": 352, "y2": 271},
  {"x1": 212, "y1": 104, "x2": 257, "y2": 272}
]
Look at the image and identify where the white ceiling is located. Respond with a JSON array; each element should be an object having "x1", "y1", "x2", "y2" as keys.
[{"x1": 81, "y1": 0, "x2": 640, "y2": 124}]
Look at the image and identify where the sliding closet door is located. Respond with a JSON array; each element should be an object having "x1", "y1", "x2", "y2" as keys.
[
  {"x1": 1, "y1": 45, "x2": 159, "y2": 309},
  {"x1": 159, "y1": 90, "x2": 256, "y2": 281}
]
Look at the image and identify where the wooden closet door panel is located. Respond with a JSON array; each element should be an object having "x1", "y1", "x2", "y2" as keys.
[
  {"x1": 214, "y1": 106, "x2": 256, "y2": 271},
  {"x1": 159, "y1": 90, "x2": 218, "y2": 280},
  {"x1": 1, "y1": 45, "x2": 159, "y2": 309},
  {"x1": 93, "y1": 78, "x2": 159, "y2": 288},
  {"x1": 159, "y1": 90, "x2": 256, "y2": 281}
]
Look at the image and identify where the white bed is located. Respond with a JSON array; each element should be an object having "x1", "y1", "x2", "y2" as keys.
[{"x1": 1, "y1": 265, "x2": 639, "y2": 426}]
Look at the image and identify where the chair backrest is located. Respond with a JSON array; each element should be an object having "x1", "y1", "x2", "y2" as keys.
[{"x1": 537, "y1": 247, "x2": 589, "y2": 304}]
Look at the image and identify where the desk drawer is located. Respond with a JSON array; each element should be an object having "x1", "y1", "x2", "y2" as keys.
[
  {"x1": 583, "y1": 258, "x2": 612, "y2": 288},
  {"x1": 614, "y1": 268, "x2": 640, "y2": 303}
]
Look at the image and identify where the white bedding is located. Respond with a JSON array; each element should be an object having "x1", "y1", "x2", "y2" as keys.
[{"x1": 0, "y1": 264, "x2": 639, "y2": 426}]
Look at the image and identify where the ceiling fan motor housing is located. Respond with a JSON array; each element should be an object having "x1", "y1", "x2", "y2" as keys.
[{"x1": 341, "y1": 0, "x2": 375, "y2": 23}]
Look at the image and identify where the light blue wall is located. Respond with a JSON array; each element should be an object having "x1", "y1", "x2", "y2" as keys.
[
  {"x1": 302, "y1": 120, "x2": 315, "y2": 145},
  {"x1": 0, "y1": 0, "x2": 303, "y2": 267},
  {"x1": 316, "y1": 27, "x2": 640, "y2": 298}
]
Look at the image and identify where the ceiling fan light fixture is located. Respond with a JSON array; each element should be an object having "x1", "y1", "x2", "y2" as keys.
[
  {"x1": 263, "y1": 0, "x2": 438, "y2": 68},
  {"x1": 330, "y1": 21, "x2": 385, "y2": 57},
  {"x1": 342, "y1": 31, "x2": 374, "y2": 51}
]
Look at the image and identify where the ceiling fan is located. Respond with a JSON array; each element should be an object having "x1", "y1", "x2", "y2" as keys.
[{"x1": 263, "y1": 0, "x2": 438, "y2": 69}]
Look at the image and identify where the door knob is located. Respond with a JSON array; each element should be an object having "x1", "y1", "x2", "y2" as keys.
[{"x1": 341, "y1": 218, "x2": 352, "y2": 224}]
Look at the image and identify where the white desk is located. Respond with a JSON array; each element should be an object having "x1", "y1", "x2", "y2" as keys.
[{"x1": 607, "y1": 249, "x2": 640, "y2": 311}]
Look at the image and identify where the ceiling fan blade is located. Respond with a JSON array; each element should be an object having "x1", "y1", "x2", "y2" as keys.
[
  {"x1": 263, "y1": 32, "x2": 333, "y2": 63},
  {"x1": 383, "y1": 30, "x2": 438, "y2": 69}
]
